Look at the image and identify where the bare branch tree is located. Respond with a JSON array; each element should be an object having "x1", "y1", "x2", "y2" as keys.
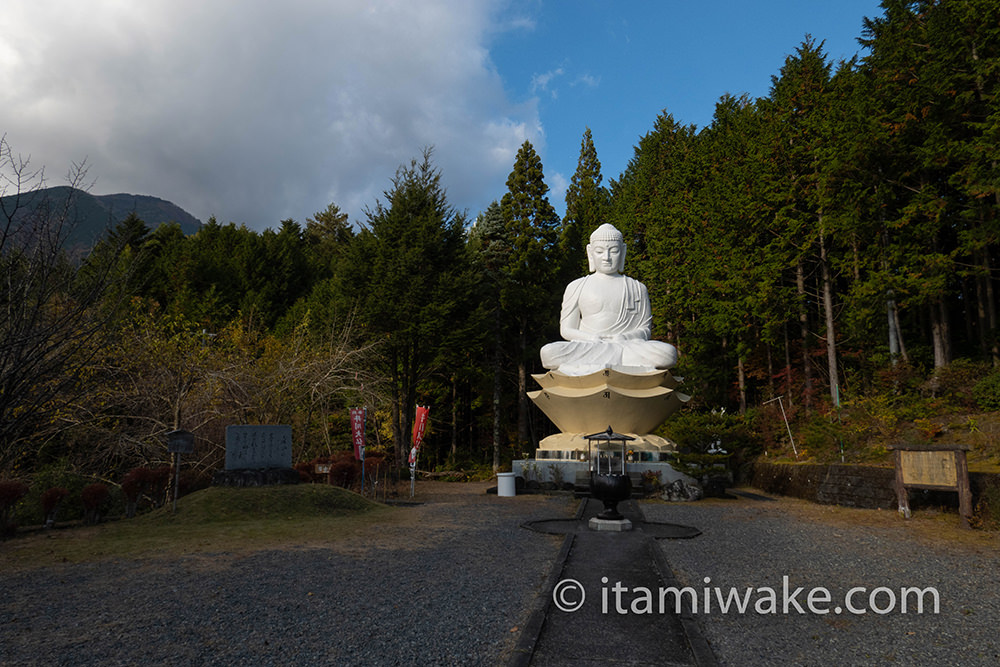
[
  {"x1": 62, "y1": 306, "x2": 386, "y2": 475},
  {"x1": 214, "y1": 312, "x2": 385, "y2": 459},
  {"x1": 0, "y1": 135, "x2": 127, "y2": 473}
]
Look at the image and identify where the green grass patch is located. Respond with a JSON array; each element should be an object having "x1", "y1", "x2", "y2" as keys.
[
  {"x1": 144, "y1": 484, "x2": 383, "y2": 524},
  {"x1": 1, "y1": 484, "x2": 394, "y2": 571}
]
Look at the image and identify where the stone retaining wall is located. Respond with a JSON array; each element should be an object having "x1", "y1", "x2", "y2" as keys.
[{"x1": 746, "y1": 461, "x2": 1000, "y2": 511}]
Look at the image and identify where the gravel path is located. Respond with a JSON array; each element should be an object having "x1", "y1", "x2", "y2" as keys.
[
  {"x1": 0, "y1": 484, "x2": 573, "y2": 666},
  {"x1": 644, "y1": 492, "x2": 1000, "y2": 666},
  {"x1": 5, "y1": 485, "x2": 999, "y2": 666}
]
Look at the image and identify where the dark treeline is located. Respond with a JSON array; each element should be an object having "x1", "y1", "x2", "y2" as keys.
[
  {"x1": 609, "y1": 0, "x2": 1000, "y2": 413},
  {"x1": 2, "y1": 0, "x2": 998, "y2": 484}
]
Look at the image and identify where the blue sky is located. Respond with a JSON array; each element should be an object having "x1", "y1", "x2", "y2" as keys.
[
  {"x1": 0, "y1": 1, "x2": 883, "y2": 230},
  {"x1": 492, "y1": 0, "x2": 883, "y2": 214}
]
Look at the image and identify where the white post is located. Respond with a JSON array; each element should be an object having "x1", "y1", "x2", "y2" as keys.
[
  {"x1": 764, "y1": 396, "x2": 797, "y2": 459},
  {"x1": 172, "y1": 452, "x2": 180, "y2": 513}
]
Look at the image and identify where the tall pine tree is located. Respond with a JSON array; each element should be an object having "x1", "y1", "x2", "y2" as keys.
[
  {"x1": 499, "y1": 141, "x2": 561, "y2": 452},
  {"x1": 347, "y1": 149, "x2": 470, "y2": 464},
  {"x1": 561, "y1": 128, "x2": 609, "y2": 279}
]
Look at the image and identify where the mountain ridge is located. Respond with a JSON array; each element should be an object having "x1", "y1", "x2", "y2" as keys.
[{"x1": 2, "y1": 186, "x2": 202, "y2": 248}]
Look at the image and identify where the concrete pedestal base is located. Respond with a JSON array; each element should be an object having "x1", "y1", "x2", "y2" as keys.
[{"x1": 588, "y1": 516, "x2": 633, "y2": 532}]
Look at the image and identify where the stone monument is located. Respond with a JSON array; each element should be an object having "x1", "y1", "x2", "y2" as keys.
[
  {"x1": 529, "y1": 223, "x2": 689, "y2": 457},
  {"x1": 212, "y1": 424, "x2": 300, "y2": 487}
]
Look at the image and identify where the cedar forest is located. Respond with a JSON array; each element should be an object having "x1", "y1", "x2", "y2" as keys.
[{"x1": 2, "y1": 1, "x2": 999, "y2": 517}]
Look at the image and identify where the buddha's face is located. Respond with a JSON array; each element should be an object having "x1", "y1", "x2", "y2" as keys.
[{"x1": 587, "y1": 240, "x2": 625, "y2": 275}]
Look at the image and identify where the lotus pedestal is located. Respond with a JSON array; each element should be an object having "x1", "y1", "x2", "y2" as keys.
[{"x1": 528, "y1": 368, "x2": 690, "y2": 455}]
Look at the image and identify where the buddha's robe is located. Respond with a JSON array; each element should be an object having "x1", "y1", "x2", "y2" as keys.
[{"x1": 540, "y1": 274, "x2": 676, "y2": 376}]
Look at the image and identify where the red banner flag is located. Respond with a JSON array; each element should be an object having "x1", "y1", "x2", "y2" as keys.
[
  {"x1": 350, "y1": 407, "x2": 366, "y2": 461},
  {"x1": 412, "y1": 405, "x2": 429, "y2": 451}
]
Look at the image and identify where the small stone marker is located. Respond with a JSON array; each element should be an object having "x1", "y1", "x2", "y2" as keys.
[
  {"x1": 889, "y1": 443, "x2": 972, "y2": 528},
  {"x1": 225, "y1": 425, "x2": 292, "y2": 470}
]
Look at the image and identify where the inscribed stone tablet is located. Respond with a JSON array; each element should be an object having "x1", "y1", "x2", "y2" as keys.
[{"x1": 225, "y1": 425, "x2": 292, "y2": 470}]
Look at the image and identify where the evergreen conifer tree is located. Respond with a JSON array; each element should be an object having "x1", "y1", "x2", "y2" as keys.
[
  {"x1": 499, "y1": 141, "x2": 561, "y2": 452},
  {"x1": 562, "y1": 128, "x2": 608, "y2": 278},
  {"x1": 347, "y1": 149, "x2": 470, "y2": 464}
]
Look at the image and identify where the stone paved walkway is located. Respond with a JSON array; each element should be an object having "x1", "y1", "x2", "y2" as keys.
[{"x1": 513, "y1": 498, "x2": 716, "y2": 667}]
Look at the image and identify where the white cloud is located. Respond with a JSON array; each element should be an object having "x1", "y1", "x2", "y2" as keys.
[
  {"x1": 548, "y1": 170, "x2": 568, "y2": 216},
  {"x1": 530, "y1": 67, "x2": 565, "y2": 98},
  {"x1": 0, "y1": 0, "x2": 540, "y2": 229}
]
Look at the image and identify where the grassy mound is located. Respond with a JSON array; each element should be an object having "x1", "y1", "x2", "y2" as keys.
[
  {"x1": 1, "y1": 484, "x2": 391, "y2": 570},
  {"x1": 143, "y1": 484, "x2": 382, "y2": 525}
]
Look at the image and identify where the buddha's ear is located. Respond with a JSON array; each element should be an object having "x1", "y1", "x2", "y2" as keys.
[
  {"x1": 621, "y1": 242, "x2": 627, "y2": 269},
  {"x1": 586, "y1": 243, "x2": 596, "y2": 272}
]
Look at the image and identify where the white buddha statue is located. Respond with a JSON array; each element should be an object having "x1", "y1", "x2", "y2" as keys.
[{"x1": 540, "y1": 223, "x2": 677, "y2": 376}]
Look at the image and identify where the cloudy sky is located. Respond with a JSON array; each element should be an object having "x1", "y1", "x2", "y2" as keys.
[{"x1": 0, "y1": 0, "x2": 882, "y2": 231}]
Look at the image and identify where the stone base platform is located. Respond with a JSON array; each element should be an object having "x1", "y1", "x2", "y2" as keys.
[
  {"x1": 588, "y1": 516, "x2": 633, "y2": 532},
  {"x1": 212, "y1": 467, "x2": 300, "y2": 487},
  {"x1": 513, "y1": 459, "x2": 694, "y2": 487}
]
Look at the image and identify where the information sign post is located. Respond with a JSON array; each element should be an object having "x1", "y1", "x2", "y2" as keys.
[
  {"x1": 167, "y1": 430, "x2": 195, "y2": 513},
  {"x1": 889, "y1": 443, "x2": 972, "y2": 528}
]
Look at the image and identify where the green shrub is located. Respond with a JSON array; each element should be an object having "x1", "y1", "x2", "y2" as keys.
[
  {"x1": 659, "y1": 410, "x2": 762, "y2": 457},
  {"x1": 799, "y1": 417, "x2": 842, "y2": 460},
  {"x1": 972, "y1": 372, "x2": 1000, "y2": 411},
  {"x1": 0, "y1": 480, "x2": 29, "y2": 536},
  {"x1": 668, "y1": 452, "x2": 731, "y2": 477},
  {"x1": 21, "y1": 459, "x2": 92, "y2": 525},
  {"x1": 971, "y1": 482, "x2": 1000, "y2": 531},
  {"x1": 926, "y1": 359, "x2": 991, "y2": 408},
  {"x1": 872, "y1": 361, "x2": 924, "y2": 395},
  {"x1": 640, "y1": 470, "x2": 663, "y2": 495}
]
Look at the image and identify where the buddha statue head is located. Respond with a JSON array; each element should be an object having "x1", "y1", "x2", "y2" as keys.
[{"x1": 587, "y1": 223, "x2": 627, "y2": 274}]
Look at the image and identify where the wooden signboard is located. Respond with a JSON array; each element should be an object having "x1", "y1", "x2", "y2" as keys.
[
  {"x1": 166, "y1": 429, "x2": 195, "y2": 513},
  {"x1": 167, "y1": 430, "x2": 195, "y2": 454},
  {"x1": 889, "y1": 444, "x2": 972, "y2": 528}
]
